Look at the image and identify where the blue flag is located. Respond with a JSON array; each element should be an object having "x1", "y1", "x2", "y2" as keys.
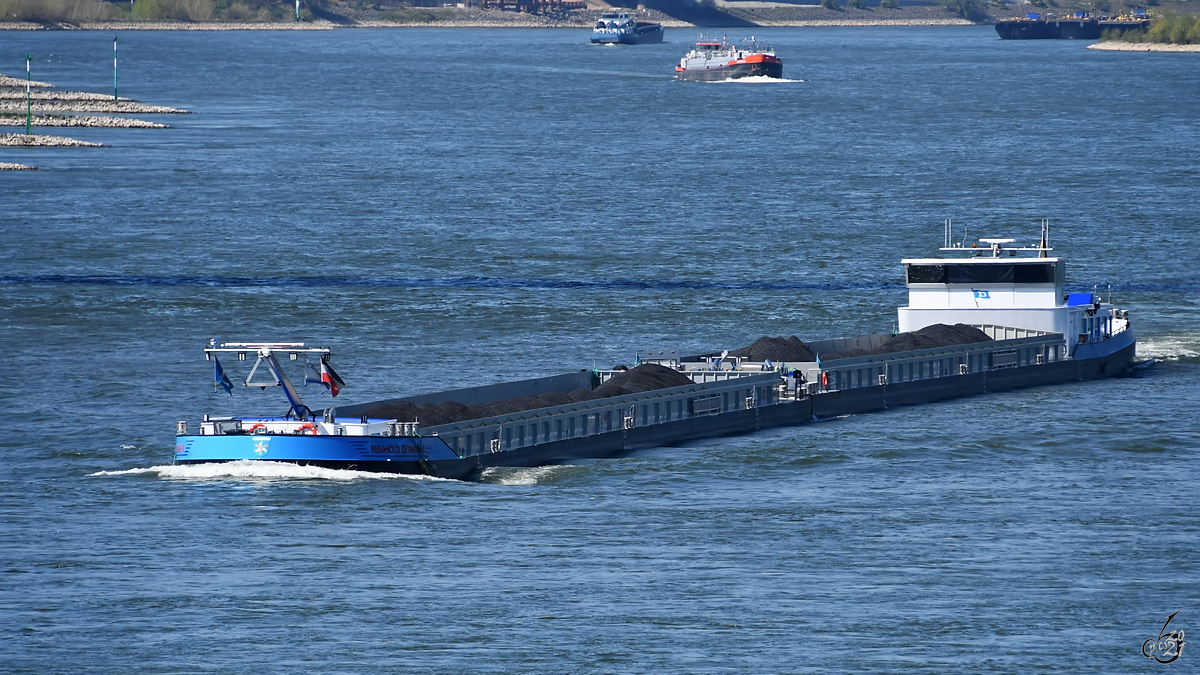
[{"x1": 214, "y1": 356, "x2": 233, "y2": 396}]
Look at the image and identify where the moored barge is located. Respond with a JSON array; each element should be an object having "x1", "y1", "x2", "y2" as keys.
[{"x1": 995, "y1": 11, "x2": 1151, "y2": 39}]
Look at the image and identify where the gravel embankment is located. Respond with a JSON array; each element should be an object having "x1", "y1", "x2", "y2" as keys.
[
  {"x1": 0, "y1": 6, "x2": 990, "y2": 30},
  {"x1": 0, "y1": 75, "x2": 53, "y2": 88},
  {"x1": 77, "y1": 20, "x2": 339, "y2": 30},
  {"x1": 0, "y1": 133, "x2": 102, "y2": 146},
  {"x1": 0, "y1": 161, "x2": 37, "y2": 169},
  {"x1": 0, "y1": 98, "x2": 188, "y2": 114},
  {"x1": 0, "y1": 114, "x2": 168, "y2": 128}
]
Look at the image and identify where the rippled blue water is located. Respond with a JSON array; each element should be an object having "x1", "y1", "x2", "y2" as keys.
[{"x1": 3, "y1": 26, "x2": 1198, "y2": 672}]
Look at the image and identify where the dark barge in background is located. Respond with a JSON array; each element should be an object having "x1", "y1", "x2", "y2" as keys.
[
  {"x1": 174, "y1": 224, "x2": 1138, "y2": 481},
  {"x1": 995, "y1": 12, "x2": 1151, "y2": 39}
]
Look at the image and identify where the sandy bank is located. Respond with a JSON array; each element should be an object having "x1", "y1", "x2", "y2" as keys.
[
  {"x1": 0, "y1": 133, "x2": 101, "y2": 146},
  {"x1": 1088, "y1": 41, "x2": 1200, "y2": 52}
]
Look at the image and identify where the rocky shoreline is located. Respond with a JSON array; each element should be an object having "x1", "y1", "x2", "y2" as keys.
[{"x1": 1088, "y1": 41, "x2": 1200, "y2": 52}]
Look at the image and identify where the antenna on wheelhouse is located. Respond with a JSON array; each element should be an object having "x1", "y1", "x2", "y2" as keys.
[{"x1": 1039, "y1": 218, "x2": 1049, "y2": 258}]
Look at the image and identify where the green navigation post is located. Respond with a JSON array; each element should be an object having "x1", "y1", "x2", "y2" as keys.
[{"x1": 25, "y1": 54, "x2": 32, "y2": 136}]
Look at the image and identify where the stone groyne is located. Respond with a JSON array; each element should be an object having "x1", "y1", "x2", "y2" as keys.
[{"x1": 0, "y1": 74, "x2": 184, "y2": 164}]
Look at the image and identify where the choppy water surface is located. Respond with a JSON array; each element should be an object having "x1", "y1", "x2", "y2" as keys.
[{"x1": 3, "y1": 27, "x2": 1198, "y2": 672}]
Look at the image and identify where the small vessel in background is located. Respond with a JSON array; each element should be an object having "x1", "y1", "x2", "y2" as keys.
[
  {"x1": 591, "y1": 10, "x2": 665, "y2": 45},
  {"x1": 994, "y1": 10, "x2": 1151, "y2": 39},
  {"x1": 675, "y1": 36, "x2": 783, "y2": 82}
]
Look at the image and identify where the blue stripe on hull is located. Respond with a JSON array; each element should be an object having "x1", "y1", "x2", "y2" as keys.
[
  {"x1": 174, "y1": 434, "x2": 460, "y2": 464},
  {"x1": 591, "y1": 28, "x2": 664, "y2": 44}
]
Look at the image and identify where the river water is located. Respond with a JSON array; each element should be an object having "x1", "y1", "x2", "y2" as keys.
[{"x1": 3, "y1": 26, "x2": 1198, "y2": 672}]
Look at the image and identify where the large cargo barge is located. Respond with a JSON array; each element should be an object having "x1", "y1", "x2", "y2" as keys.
[{"x1": 174, "y1": 224, "x2": 1137, "y2": 481}]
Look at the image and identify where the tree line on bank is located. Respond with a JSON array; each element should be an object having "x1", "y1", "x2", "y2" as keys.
[
  {"x1": 5, "y1": 0, "x2": 995, "y2": 23},
  {"x1": 1106, "y1": 12, "x2": 1200, "y2": 43},
  {"x1": 0, "y1": 0, "x2": 308, "y2": 22}
]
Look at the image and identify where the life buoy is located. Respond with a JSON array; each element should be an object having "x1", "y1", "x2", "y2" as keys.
[
  {"x1": 247, "y1": 423, "x2": 267, "y2": 434},
  {"x1": 296, "y1": 423, "x2": 318, "y2": 435},
  {"x1": 820, "y1": 371, "x2": 829, "y2": 389}
]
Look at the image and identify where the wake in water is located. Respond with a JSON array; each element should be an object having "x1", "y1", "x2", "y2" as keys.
[
  {"x1": 710, "y1": 76, "x2": 803, "y2": 84},
  {"x1": 479, "y1": 464, "x2": 576, "y2": 485},
  {"x1": 1137, "y1": 336, "x2": 1200, "y2": 361},
  {"x1": 89, "y1": 460, "x2": 445, "y2": 482}
]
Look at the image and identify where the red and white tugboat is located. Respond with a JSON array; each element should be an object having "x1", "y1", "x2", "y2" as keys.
[{"x1": 675, "y1": 36, "x2": 783, "y2": 82}]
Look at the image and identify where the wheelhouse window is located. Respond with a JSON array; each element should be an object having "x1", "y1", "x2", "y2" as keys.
[
  {"x1": 907, "y1": 262, "x2": 1056, "y2": 284},
  {"x1": 907, "y1": 264, "x2": 946, "y2": 284}
]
